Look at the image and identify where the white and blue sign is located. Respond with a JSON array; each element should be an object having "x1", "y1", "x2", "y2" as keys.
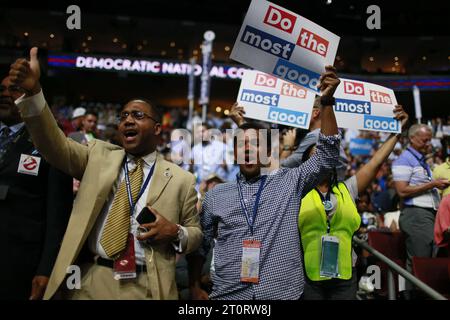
[
  {"x1": 237, "y1": 70, "x2": 315, "y2": 129},
  {"x1": 332, "y1": 78, "x2": 400, "y2": 133},
  {"x1": 231, "y1": 0, "x2": 340, "y2": 94},
  {"x1": 349, "y1": 138, "x2": 374, "y2": 156}
]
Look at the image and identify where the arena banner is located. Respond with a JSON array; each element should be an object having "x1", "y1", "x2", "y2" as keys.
[
  {"x1": 230, "y1": 0, "x2": 340, "y2": 94},
  {"x1": 333, "y1": 78, "x2": 400, "y2": 133},
  {"x1": 236, "y1": 70, "x2": 315, "y2": 129}
]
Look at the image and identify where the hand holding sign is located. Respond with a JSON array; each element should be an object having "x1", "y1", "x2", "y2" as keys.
[
  {"x1": 9, "y1": 47, "x2": 41, "y2": 96},
  {"x1": 393, "y1": 105, "x2": 409, "y2": 132},
  {"x1": 229, "y1": 102, "x2": 247, "y2": 127},
  {"x1": 319, "y1": 65, "x2": 340, "y2": 100}
]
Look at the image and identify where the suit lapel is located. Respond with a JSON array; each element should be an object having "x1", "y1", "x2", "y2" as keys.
[{"x1": 146, "y1": 155, "x2": 172, "y2": 206}]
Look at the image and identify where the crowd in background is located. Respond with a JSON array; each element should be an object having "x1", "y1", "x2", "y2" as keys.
[{"x1": 48, "y1": 98, "x2": 450, "y2": 299}]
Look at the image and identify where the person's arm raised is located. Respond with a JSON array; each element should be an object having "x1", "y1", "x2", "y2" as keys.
[
  {"x1": 318, "y1": 65, "x2": 339, "y2": 137},
  {"x1": 9, "y1": 47, "x2": 88, "y2": 179},
  {"x1": 355, "y1": 105, "x2": 409, "y2": 194}
]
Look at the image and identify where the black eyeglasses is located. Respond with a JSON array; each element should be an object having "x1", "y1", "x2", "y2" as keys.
[
  {"x1": 0, "y1": 85, "x2": 24, "y2": 94},
  {"x1": 117, "y1": 110, "x2": 158, "y2": 123}
]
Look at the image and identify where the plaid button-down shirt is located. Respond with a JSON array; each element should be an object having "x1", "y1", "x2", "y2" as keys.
[{"x1": 199, "y1": 133, "x2": 341, "y2": 300}]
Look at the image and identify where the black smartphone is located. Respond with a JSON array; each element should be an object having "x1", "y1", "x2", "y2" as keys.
[{"x1": 136, "y1": 207, "x2": 156, "y2": 225}]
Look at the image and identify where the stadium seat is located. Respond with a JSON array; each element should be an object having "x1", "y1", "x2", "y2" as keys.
[
  {"x1": 368, "y1": 230, "x2": 406, "y2": 266},
  {"x1": 367, "y1": 230, "x2": 407, "y2": 298},
  {"x1": 412, "y1": 257, "x2": 450, "y2": 298}
]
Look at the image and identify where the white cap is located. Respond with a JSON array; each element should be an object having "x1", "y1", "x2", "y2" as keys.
[{"x1": 72, "y1": 107, "x2": 86, "y2": 119}]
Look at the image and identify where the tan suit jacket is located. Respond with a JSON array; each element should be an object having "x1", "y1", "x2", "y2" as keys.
[{"x1": 22, "y1": 102, "x2": 202, "y2": 300}]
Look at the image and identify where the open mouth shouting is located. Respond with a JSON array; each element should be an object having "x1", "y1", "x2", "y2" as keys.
[{"x1": 122, "y1": 128, "x2": 139, "y2": 144}]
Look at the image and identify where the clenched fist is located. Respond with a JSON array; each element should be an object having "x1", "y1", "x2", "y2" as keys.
[{"x1": 9, "y1": 47, "x2": 41, "y2": 96}]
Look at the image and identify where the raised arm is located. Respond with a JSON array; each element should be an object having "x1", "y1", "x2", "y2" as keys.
[
  {"x1": 355, "y1": 105, "x2": 409, "y2": 194},
  {"x1": 9, "y1": 47, "x2": 89, "y2": 179},
  {"x1": 292, "y1": 66, "x2": 341, "y2": 196},
  {"x1": 318, "y1": 65, "x2": 340, "y2": 137}
]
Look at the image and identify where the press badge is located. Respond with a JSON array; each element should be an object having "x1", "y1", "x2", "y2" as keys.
[
  {"x1": 240, "y1": 240, "x2": 261, "y2": 283},
  {"x1": 113, "y1": 233, "x2": 137, "y2": 280},
  {"x1": 17, "y1": 154, "x2": 41, "y2": 176},
  {"x1": 319, "y1": 235, "x2": 340, "y2": 278}
]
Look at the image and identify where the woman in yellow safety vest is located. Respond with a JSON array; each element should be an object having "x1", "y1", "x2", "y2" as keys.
[{"x1": 299, "y1": 105, "x2": 408, "y2": 300}]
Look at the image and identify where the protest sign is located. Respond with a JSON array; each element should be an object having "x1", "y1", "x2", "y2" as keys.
[
  {"x1": 349, "y1": 138, "x2": 374, "y2": 156},
  {"x1": 237, "y1": 69, "x2": 316, "y2": 128},
  {"x1": 333, "y1": 79, "x2": 400, "y2": 133},
  {"x1": 230, "y1": 0, "x2": 340, "y2": 94}
]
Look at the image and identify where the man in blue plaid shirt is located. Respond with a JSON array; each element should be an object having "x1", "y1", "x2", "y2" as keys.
[{"x1": 188, "y1": 66, "x2": 341, "y2": 300}]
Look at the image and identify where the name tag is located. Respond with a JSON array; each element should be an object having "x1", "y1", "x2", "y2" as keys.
[
  {"x1": 240, "y1": 240, "x2": 261, "y2": 283},
  {"x1": 17, "y1": 154, "x2": 41, "y2": 176},
  {"x1": 113, "y1": 233, "x2": 137, "y2": 280}
]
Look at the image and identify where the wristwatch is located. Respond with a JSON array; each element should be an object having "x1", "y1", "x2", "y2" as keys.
[
  {"x1": 320, "y1": 95, "x2": 336, "y2": 107},
  {"x1": 175, "y1": 224, "x2": 183, "y2": 241},
  {"x1": 283, "y1": 145, "x2": 293, "y2": 151}
]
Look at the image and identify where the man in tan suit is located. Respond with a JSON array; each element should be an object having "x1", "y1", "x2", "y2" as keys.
[{"x1": 9, "y1": 48, "x2": 202, "y2": 300}]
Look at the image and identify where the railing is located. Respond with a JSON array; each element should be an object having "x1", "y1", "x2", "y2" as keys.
[{"x1": 352, "y1": 236, "x2": 448, "y2": 300}]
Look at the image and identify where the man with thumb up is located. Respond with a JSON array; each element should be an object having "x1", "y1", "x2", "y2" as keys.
[{"x1": 9, "y1": 48, "x2": 201, "y2": 300}]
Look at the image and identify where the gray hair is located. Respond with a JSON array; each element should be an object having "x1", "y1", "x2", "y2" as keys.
[{"x1": 408, "y1": 124, "x2": 431, "y2": 139}]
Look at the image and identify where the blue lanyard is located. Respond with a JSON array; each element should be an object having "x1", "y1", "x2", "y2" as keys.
[
  {"x1": 236, "y1": 175, "x2": 267, "y2": 235},
  {"x1": 315, "y1": 187, "x2": 332, "y2": 234},
  {"x1": 406, "y1": 147, "x2": 432, "y2": 178},
  {"x1": 124, "y1": 158, "x2": 156, "y2": 215}
]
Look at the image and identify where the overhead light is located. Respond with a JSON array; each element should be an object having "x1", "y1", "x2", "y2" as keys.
[
  {"x1": 193, "y1": 49, "x2": 198, "y2": 55},
  {"x1": 394, "y1": 56, "x2": 399, "y2": 61},
  {"x1": 113, "y1": 38, "x2": 118, "y2": 43},
  {"x1": 395, "y1": 62, "x2": 399, "y2": 66},
  {"x1": 137, "y1": 45, "x2": 143, "y2": 50},
  {"x1": 170, "y1": 41, "x2": 176, "y2": 47},
  {"x1": 326, "y1": 0, "x2": 332, "y2": 4},
  {"x1": 87, "y1": 35, "x2": 92, "y2": 41},
  {"x1": 121, "y1": 44, "x2": 127, "y2": 49},
  {"x1": 178, "y1": 49, "x2": 183, "y2": 54},
  {"x1": 336, "y1": 55, "x2": 341, "y2": 61},
  {"x1": 391, "y1": 67, "x2": 396, "y2": 71},
  {"x1": 224, "y1": 46, "x2": 230, "y2": 52},
  {"x1": 50, "y1": 34, "x2": 55, "y2": 39},
  {"x1": 84, "y1": 48, "x2": 90, "y2": 53},
  {"x1": 224, "y1": 110, "x2": 230, "y2": 115},
  {"x1": 216, "y1": 107, "x2": 222, "y2": 113},
  {"x1": 422, "y1": 56, "x2": 427, "y2": 61},
  {"x1": 82, "y1": 42, "x2": 87, "y2": 47},
  {"x1": 161, "y1": 50, "x2": 167, "y2": 56},
  {"x1": 369, "y1": 56, "x2": 374, "y2": 62},
  {"x1": 24, "y1": 32, "x2": 29, "y2": 37}
]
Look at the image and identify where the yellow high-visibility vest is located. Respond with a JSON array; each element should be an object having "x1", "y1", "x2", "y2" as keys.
[{"x1": 299, "y1": 183, "x2": 361, "y2": 281}]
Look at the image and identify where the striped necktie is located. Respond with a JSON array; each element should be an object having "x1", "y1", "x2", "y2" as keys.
[
  {"x1": 100, "y1": 158, "x2": 144, "y2": 258},
  {"x1": 0, "y1": 127, "x2": 12, "y2": 163}
]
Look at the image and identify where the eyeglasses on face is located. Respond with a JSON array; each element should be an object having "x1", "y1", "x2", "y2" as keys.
[{"x1": 117, "y1": 110, "x2": 158, "y2": 123}]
